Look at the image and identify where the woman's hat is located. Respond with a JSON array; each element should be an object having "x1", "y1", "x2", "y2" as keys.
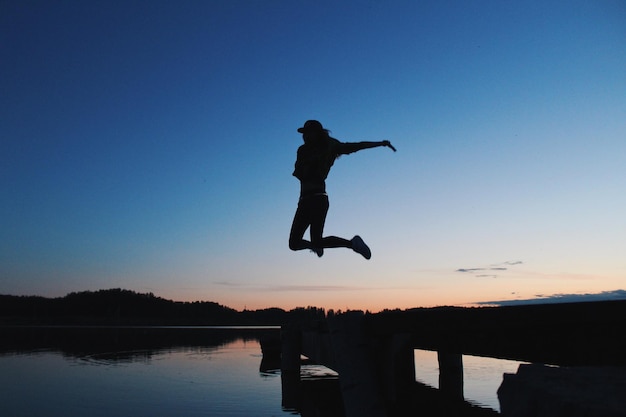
[{"x1": 297, "y1": 120, "x2": 324, "y2": 133}]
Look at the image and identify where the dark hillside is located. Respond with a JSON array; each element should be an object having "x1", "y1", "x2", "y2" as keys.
[{"x1": 0, "y1": 289, "x2": 313, "y2": 325}]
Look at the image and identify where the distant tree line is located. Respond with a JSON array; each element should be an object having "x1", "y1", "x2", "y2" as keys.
[{"x1": 0, "y1": 288, "x2": 327, "y2": 326}]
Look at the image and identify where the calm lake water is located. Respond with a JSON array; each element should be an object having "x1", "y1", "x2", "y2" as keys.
[
  {"x1": 0, "y1": 326, "x2": 525, "y2": 416},
  {"x1": 413, "y1": 349, "x2": 527, "y2": 412}
]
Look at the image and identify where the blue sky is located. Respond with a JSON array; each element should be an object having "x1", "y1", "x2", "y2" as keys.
[{"x1": 2, "y1": 0, "x2": 625, "y2": 311}]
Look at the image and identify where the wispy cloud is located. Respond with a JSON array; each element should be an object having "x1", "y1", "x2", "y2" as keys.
[
  {"x1": 475, "y1": 289, "x2": 626, "y2": 306},
  {"x1": 213, "y1": 281, "x2": 243, "y2": 287},
  {"x1": 456, "y1": 260, "x2": 523, "y2": 278},
  {"x1": 501, "y1": 260, "x2": 523, "y2": 266}
]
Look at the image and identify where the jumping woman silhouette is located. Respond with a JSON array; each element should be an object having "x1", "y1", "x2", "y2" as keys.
[{"x1": 289, "y1": 120, "x2": 396, "y2": 259}]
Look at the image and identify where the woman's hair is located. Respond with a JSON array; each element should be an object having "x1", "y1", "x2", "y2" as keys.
[
  {"x1": 320, "y1": 131, "x2": 343, "y2": 163},
  {"x1": 316, "y1": 129, "x2": 332, "y2": 147},
  {"x1": 302, "y1": 121, "x2": 338, "y2": 159}
]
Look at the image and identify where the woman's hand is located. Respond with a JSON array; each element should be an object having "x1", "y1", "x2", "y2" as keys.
[{"x1": 382, "y1": 140, "x2": 396, "y2": 152}]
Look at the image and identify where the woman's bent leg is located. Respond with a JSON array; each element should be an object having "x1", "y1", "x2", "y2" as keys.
[
  {"x1": 321, "y1": 236, "x2": 352, "y2": 248},
  {"x1": 309, "y1": 195, "x2": 329, "y2": 250},
  {"x1": 290, "y1": 195, "x2": 356, "y2": 254},
  {"x1": 289, "y1": 200, "x2": 312, "y2": 251},
  {"x1": 310, "y1": 197, "x2": 352, "y2": 249}
]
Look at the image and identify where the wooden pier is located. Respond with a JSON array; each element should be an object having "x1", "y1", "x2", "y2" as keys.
[{"x1": 278, "y1": 300, "x2": 626, "y2": 416}]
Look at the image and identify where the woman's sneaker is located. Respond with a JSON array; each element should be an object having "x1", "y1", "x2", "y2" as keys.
[
  {"x1": 351, "y1": 235, "x2": 371, "y2": 259},
  {"x1": 311, "y1": 247, "x2": 324, "y2": 257}
]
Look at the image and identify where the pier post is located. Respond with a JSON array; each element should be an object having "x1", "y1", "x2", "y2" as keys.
[
  {"x1": 378, "y1": 333, "x2": 415, "y2": 403},
  {"x1": 281, "y1": 322, "x2": 301, "y2": 372},
  {"x1": 438, "y1": 351, "x2": 463, "y2": 400},
  {"x1": 328, "y1": 311, "x2": 387, "y2": 417},
  {"x1": 281, "y1": 322, "x2": 301, "y2": 410}
]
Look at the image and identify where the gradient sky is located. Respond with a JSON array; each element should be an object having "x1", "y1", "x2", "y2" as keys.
[{"x1": 2, "y1": 0, "x2": 625, "y2": 311}]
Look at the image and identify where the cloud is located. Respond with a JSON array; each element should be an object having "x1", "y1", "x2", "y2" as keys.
[
  {"x1": 213, "y1": 281, "x2": 243, "y2": 287},
  {"x1": 475, "y1": 289, "x2": 626, "y2": 306},
  {"x1": 456, "y1": 268, "x2": 488, "y2": 273},
  {"x1": 456, "y1": 260, "x2": 523, "y2": 278}
]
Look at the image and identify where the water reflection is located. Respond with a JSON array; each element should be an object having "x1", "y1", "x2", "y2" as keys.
[
  {"x1": 414, "y1": 349, "x2": 528, "y2": 412},
  {"x1": 1, "y1": 327, "x2": 526, "y2": 416},
  {"x1": 0, "y1": 326, "x2": 290, "y2": 417},
  {"x1": 0, "y1": 326, "x2": 346, "y2": 417},
  {"x1": 0, "y1": 325, "x2": 278, "y2": 358}
]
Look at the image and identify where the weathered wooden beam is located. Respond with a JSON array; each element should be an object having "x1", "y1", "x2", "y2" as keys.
[
  {"x1": 438, "y1": 351, "x2": 463, "y2": 400},
  {"x1": 280, "y1": 322, "x2": 301, "y2": 410},
  {"x1": 498, "y1": 364, "x2": 626, "y2": 416},
  {"x1": 327, "y1": 311, "x2": 387, "y2": 417},
  {"x1": 369, "y1": 300, "x2": 626, "y2": 366}
]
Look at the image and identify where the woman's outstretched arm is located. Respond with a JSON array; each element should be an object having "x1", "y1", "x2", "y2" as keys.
[{"x1": 337, "y1": 140, "x2": 396, "y2": 155}]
